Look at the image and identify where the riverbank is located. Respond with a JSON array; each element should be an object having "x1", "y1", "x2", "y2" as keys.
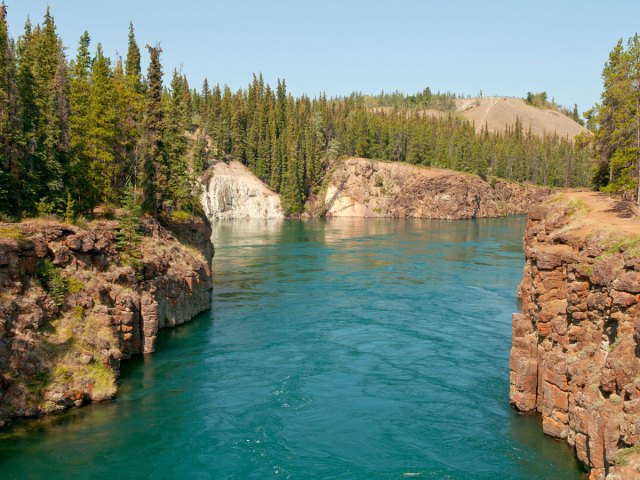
[
  {"x1": 202, "y1": 158, "x2": 552, "y2": 221},
  {"x1": 510, "y1": 192, "x2": 640, "y2": 479},
  {"x1": 0, "y1": 215, "x2": 213, "y2": 427},
  {"x1": 0, "y1": 217, "x2": 584, "y2": 479}
]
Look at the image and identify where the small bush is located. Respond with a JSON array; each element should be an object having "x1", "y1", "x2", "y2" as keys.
[
  {"x1": 606, "y1": 235, "x2": 640, "y2": 258},
  {"x1": 0, "y1": 225, "x2": 25, "y2": 241},
  {"x1": 617, "y1": 442, "x2": 640, "y2": 466},
  {"x1": 374, "y1": 174, "x2": 384, "y2": 188},
  {"x1": 74, "y1": 215, "x2": 90, "y2": 230},
  {"x1": 86, "y1": 362, "x2": 116, "y2": 399},
  {"x1": 37, "y1": 259, "x2": 67, "y2": 306},
  {"x1": 0, "y1": 212, "x2": 16, "y2": 222},
  {"x1": 102, "y1": 205, "x2": 116, "y2": 220},
  {"x1": 171, "y1": 209, "x2": 193, "y2": 222},
  {"x1": 35, "y1": 197, "x2": 57, "y2": 218},
  {"x1": 72, "y1": 305, "x2": 85, "y2": 319},
  {"x1": 67, "y1": 277, "x2": 85, "y2": 294},
  {"x1": 64, "y1": 193, "x2": 75, "y2": 224},
  {"x1": 567, "y1": 199, "x2": 589, "y2": 217}
]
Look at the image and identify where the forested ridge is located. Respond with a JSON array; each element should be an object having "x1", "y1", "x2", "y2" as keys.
[{"x1": 0, "y1": 6, "x2": 597, "y2": 218}]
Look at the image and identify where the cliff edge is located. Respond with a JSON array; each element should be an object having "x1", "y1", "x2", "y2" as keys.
[
  {"x1": 313, "y1": 158, "x2": 550, "y2": 219},
  {"x1": 510, "y1": 192, "x2": 640, "y2": 479},
  {"x1": 201, "y1": 160, "x2": 284, "y2": 220},
  {"x1": 0, "y1": 215, "x2": 213, "y2": 427}
]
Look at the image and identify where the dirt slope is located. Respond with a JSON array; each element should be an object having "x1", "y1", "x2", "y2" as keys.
[{"x1": 457, "y1": 97, "x2": 589, "y2": 139}]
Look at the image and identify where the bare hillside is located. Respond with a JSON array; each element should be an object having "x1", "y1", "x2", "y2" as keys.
[{"x1": 455, "y1": 96, "x2": 589, "y2": 139}]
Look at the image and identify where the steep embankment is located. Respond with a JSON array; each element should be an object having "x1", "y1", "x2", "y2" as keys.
[
  {"x1": 510, "y1": 193, "x2": 640, "y2": 479},
  {"x1": 0, "y1": 216, "x2": 213, "y2": 427},
  {"x1": 314, "y1": 158, "x2": 550, "y2": 219},
  {"x1": 201, "y1": 160, "x2": 284, "y2": 220}
]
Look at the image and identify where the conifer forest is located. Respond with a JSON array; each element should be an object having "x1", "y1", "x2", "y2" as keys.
[{"x1": 0, "y1": 6, "x2": 638, "y2": 217}]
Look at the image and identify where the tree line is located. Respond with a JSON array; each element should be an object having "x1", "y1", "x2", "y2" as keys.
[
  {"x1": 587, "y1": 34, "x2": 640, "y2": 203},
  {"x1": 199, "y1": 79, "x2": 592, "y2": 213},
  {"x1": 0, "y1": 5, "x2": 595, "y2": 219},
  {"x1": 525, "y1": 91, "x2": 584, "y2": 126},
  {"x1": 0, "y1": 6, "x2": 200, "y2": 220}
]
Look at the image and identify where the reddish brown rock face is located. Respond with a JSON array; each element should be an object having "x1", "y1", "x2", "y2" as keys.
[
  {"x1": 510, "y1": 200, "x2": 640, "y2": 479},
  {"x1": 0, "y1": 216, "x2": 213, "y2": 427},
  {"x1": 309, "y1": 158, "x2": 551, "y2": 219}
]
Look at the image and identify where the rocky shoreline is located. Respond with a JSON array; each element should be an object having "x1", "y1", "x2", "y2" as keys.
[
  {"x1": 310, "y1": 158, "x2": 550, "y2": 219},
  {"x1": 0, "y1": 215, "x2": 213, "y2": 427},
  {"x1": 510, "y1": 193, "x2": 640, "y2": 479}
]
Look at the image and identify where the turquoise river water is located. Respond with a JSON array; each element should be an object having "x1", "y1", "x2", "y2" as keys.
[{"x1": 0, "y1": 217, "x2": 584, "y2": 479}]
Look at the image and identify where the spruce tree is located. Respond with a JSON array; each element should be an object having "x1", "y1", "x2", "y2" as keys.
[
  {"x1": 68, "y1": 31, "x2": 92, "y2": 210},
  {"x1": 86, "y1": 43, "x2": 117, "y2": 207},
  {"x1": 141, "y1": 44, "x2": 165, "y2": 217},
  {"x1": 0, "y1": 4, "x2": 22, "y2": 214},
  {"x1": 164, "y1": 69, "x2": 190, "y2": 211}
]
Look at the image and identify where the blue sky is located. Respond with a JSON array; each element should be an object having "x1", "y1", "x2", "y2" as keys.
[{"x1": 7, "y1": 1, "x2": 640, "y2": 113}]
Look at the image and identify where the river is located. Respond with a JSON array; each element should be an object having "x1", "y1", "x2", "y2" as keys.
[{"x1": 0, "y1": 217, "x2": 583, "y2": 479}]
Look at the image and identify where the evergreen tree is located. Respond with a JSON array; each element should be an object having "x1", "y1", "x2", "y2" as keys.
[
  {"x1": 86, "y1": 43, "x2": 117, "y2": 207},
  {"x1": 0, "y1": 4, "x2": 22, "y2": 213},
  {"x1": 68, "y1": 31, "x2": 92, "y2": 210},
  {"x1": 141, "y1": 44, "x2": 165, "y2": 217}
]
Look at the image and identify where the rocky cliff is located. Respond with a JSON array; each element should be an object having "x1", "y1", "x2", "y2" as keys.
[
  {"x1": 201, "y1": 160, "x2": 284, "y2": 219},
  {"x1": 510, "y1": 192, "x2": 640, "y2": 479},
  {"x1": 0, "y1": 215, "x2": 213, "y2": 427},
  {"x1": 312, "y1": 158, "x2": 550, "y2": 219}
]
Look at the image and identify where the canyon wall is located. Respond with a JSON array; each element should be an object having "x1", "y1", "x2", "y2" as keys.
[
  {"x1": 313, "y1": 158, "x2": 550, "y2": 219},
  {"x1": 0, "y1": 215, "x2": 213, "y2": 426},
  {"x1": 201, "y1": 160, "x2": 284, "y2": 220},
  {"x1": 510, "y1": 193, "x2": 640, "y2": 479}
]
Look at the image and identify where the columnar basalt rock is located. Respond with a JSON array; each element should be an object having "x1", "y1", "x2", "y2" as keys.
[
  {"x1": 0, "y1": 216, "x2": 213, "y2": 427},
  {"x1": 510, "y1": 195, "x2": 640, "y2": 479}
]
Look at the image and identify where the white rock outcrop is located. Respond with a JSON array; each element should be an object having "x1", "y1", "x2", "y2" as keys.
[{"x1": 201, "y1": 161, "x2": 284, "y2": 219}]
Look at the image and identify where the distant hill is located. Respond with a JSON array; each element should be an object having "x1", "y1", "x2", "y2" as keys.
[{"x1": 454, "y1": 97, "x2": 589, "y2": 139}]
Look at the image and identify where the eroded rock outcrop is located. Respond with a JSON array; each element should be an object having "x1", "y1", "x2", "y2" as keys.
[
  {"x1": 510, "y1": 193, "x2": 640, "y2": 479},
  {"x1": 201, "y1": 160, "x2": 284, "y2": 219},
  {"x1": 313, "y1": 158, "x2": 550, "y2": 219},
  {"x1": 0, "y1": 215, "x2": 213, "y2": 426}
]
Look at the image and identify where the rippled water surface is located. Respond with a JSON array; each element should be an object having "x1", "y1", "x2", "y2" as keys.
[{"x1": 0, "y1": 218, "x2": 584, "y2": 479}]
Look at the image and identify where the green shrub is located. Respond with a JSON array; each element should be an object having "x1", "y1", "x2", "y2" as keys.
[
  {"x1": 117, "y1": 188, "x2": 143, "y2": 272},
  {"x1": 74, "y1": 215, "x2": 89, "y2": 229},
  {"x1": 567, "y1": 198, "x2": 589, "y2": 217},
  {"x1": 171, "y1": 209, "x2": 193, "y2": 222},
  {"x1": 67, "y1": 277, "x2": 85, "y2": 294},
  {"x1": 0, "y1": 225, "x2": 25, "y2": 241},
  {"x1": 64, "y1": 193, "x2": 75, "y2": 224},
  {"x1": 35, "y1": 197, "x2": 57, "y2": 218},
  {"x1": 37, "y1": 259, "x2": 67, "y2": 306},
  {"x1": 617, "y1": 442, "x2": 640, "y2": 466},
  {"x1": 86, "y1": 362, "x2": 116, "y2": 398},
  {"x1": 102, "y1": 205, "x2": 116, "y2": 220}
]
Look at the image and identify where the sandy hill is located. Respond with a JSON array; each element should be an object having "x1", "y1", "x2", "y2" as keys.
[
  {"x1": 373, "y1": 97, "x2": 589, "y2": 140},
  {"x1": 454, "y1": 96, "x2": 589, "y2": 139}
]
